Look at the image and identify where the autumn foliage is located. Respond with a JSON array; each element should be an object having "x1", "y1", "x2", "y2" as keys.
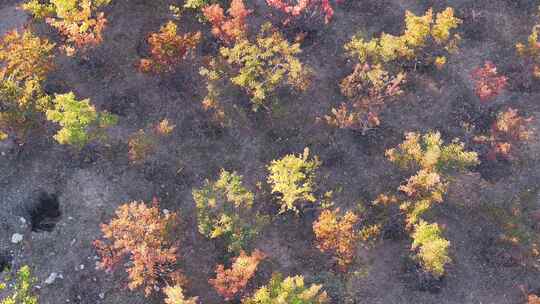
[
  {"x1": 94, "y1": 199, "x2": 183, "y2": 296},
  {"x1": 209, "y1": 250, "x2": 265, "y2": 300},
  {"x1": 471, "y1": 61, "x2": 508, "y2": 102},
  {"x1": 475, "y1": 108, "x2": 533, "y2": 161},
  {"x1": 139, "y1": 21, "x2": 201, "y2": 74},
  {"x1": 0, "y1": 29, "x2": 55, "y2": 141},
  {"x1": 385, "y1": 132, "x2": 479, "y2": 278},
  {"x1": 164, "y1": 285, "x2": 199, "y2": 304},
  {"x1": 0, "y1": 29, "x2": 55, "y2": 82},
  {"x1": 266, "y1": 0, "x2": 344, "y2": 24},
  {"x1": 22, "y1": 0, "x2": 111, "y2": 56},
  {"x1": 323, "y1": 64, "x2": 405, "y2": 132},
  {"x1": 267, "y1": 148, "x2": 320, "y2": 213},
  {"x1": 128, "y1": 119, "x2": 176, "y2": 164},
  {"x1": 313, "y1": 208, "x2": 360, "y2": 271},
  {"x1": 243, "y1": 273, "x2": 329, "y2": 304},
  {"x1": 203, "y1": 0, "x2": 252, "y2": 44},
  {"x1": 516, "y1": 24, "x2": 540, "y2": 78}
]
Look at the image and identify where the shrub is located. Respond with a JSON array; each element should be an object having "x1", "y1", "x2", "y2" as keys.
[
  {"x1": 164, "y1": 285, "x2": 199, "y2": 304},
  {"x1": 345, "y1": 7, "x2": 461, "y2": 70},
  {"x1": 471, "y1": 61, "x2": 508, "y2": 102},
  {"x1": 313, "y1": 208, "x2": 360, "y2": 271},
  {"x1": 385, "y1": 131, "x2": 479, "y2": 174},
  {"x1": 193, "y1": 170, "x2": 265, "y2": 253},
  {"x1": 0, "y1": 265, "x2": 39, "y2": 304},
  {"x1": 516, "y1": 24, "x2": 540, "y2": 78},
  {"x1": 385, "y1": 131, "x2": 477, "y2": 278},
  {"x1": 398, "y1": 169, "x2": 446, "y2": 226},
  {"x1": 243, "y1": 273, "x2": 329, "y2": 304},
  {"x1": 323, "y1": 63, "x2": 405, "y2": 132},
  {"x1": 218, "y1": 22, "x2": 311, "y2": 110},
  {"x1": 45, "y1": 92, "x2": 117, "y2": 148},
  {"x1": 203, "y1": 0, "x2": 251, "y2": 44},
  {"x1": 22, "y1": 0, "x2": 112, "y2": 56},
  {"x1": 267, "y1": 148, "x2": 320, "y2": 213},
  {"x1": 139, "y1": 21, "x2": 201, "y2": 74},
  {"x1": 0, "y1": 29, "x2": 55, "y2": 141},
  {"x1": 0, "y1": 77, "x2": 52, "y2": 141},
  {"x1": 209, "y1": 249, "x2": 265, "y2": 300},
  {"x1": 266, "y1": 0, "x2": 344, "y2": 24},
  {"x1": 94, "y1": 199, "x2": 183, "y2": 296},
  {"x1": 128, "y1": 119, "x2": 176, "y2": 164},
  {"x1": 474, "y1": 108, "x2": 533, "y2": 161},
  {"x1": 411, "y1": 221, "x2": 451, "y2": 279},
  {"x1": 0, "y1": 29, "x2": 55, "y2": 82}
]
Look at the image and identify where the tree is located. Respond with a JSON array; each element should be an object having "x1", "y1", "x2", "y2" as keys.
[
  {"x1": 474, "y1": 108, "x2": 533, "y2": 161},
  {"x1": 22, "y1": 0, "x2": 112, "y2": 56},
  {"x1": 386, "y1": 131, "x2": 479, "y2": 174},
  {"x1": 0, "y1": 29, "x2": 55, "y2": 141},
  {"x1": 164, "y1": 285, "x2": 199, "y2": 304},
  {"x1": 345, "y1": 7, "x2": 461, "y2": 69},
  {"x1": 217, "y1": 22, "x2": 311, "y2": 110},
  {"x1": 516, "y1": 24, "x2": 540, "y2": 78},
  {"x1": 203, "y1": 0, "x2": 251, "y2": 44},
  {"x1": 323, "y1": 63, "x2": 405, "y2": 132},
  {"x1": 313, "y1": 208, "x2": 360, "y2": 271},
  {"x1": 266, "y1": 0, "x2": 344, "y2": 24},
  {"x1": 0, "y1": 77, "x2": 52, "y2": 142},
  {"x1": 0, "y1": 265, "x2": 39, "y2": 304},
  {"x1": 193, "y1": 170, "x2": 265, "y2": 253},
  {"x1": 267, "y1": 148, "x2": 320, "y2": 213},
  {"x1": 128, "y1": 119, "x2": 176, "y2": 164},
  {"x1": 243, "y1": 273, "x2": 329, "y2": 304},
  {"x1": 384, "y1": 131, "x2": 478, "y2": 278},
  {"x1": 411, "y1": 221, "x2": 450, "y2": 279},
  {"x1": 94, "y1": 199, "x2": 183, "y2": 296},
  {"x1": 471, "y1": 61, "x2": 508, "y2": 102},
  {"x1": 139, "y1": 21, "x2": 201, "y2": 74},
  {"x1": 45, "y1": 92, "x2": 117, "y2": 149},
  {"x1": 209, "y1": 249, "x2": 265, "y2": 300},
  {"x1": 0, "y1": 29, "x2": 55, "y2": 82}
]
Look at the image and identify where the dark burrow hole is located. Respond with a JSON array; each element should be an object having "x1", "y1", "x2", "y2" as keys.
[
  {"x1": 0, "y1": 253, "x2": 11, "y2": 272},
  {"x1": 28, "y1": 192, "x2": 62, "y2": 232}
]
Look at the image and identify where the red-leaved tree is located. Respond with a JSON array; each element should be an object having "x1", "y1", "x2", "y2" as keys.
[
  {"x1": 266, "y1": 0, "x2": 344, "y2": 24},
  {"x1": 209, "y1": 250, "x2": 265, "y2": 300},
  {"x1": 203, "y1": 0, "x2": 252, "y2": 44},
  {"x1": 471, "y1": 61, "x2": 508, "y2": 102}
]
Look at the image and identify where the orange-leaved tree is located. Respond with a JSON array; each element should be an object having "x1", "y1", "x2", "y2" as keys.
[
  {"x1": 139, "y1": 21, "x2": 201, "y2": 74},
  {"x1": 474, "y1": 108, "x2": 533, "y2": 161},
  {"x1": 203, "y1": 0, "x2": 251, "y2": 44},
  {"x1": 313, "y1": 208, "x2": 360, "y2": 271},
  {"x1": 94, "y1": 198, "x2": 183, "y2": 296},
  {"x1": 209, "y1": 249, "x2": 265, "y2": 300}
]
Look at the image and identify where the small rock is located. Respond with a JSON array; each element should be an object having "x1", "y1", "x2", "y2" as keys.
[
  {"x1": 11, "y1": 233, "x2": 23, "y2": 244},
  {"x1": 19, "y1": 217, "x2": 26, "y2": 224},
  {"x1": 45, "y1": 272, "x2": 59, "y2": 284},
  {"x1": 79, "y1": 264, "x2": 85, "y2": 270},
  {"x1": 99, "y1": 293, "x2": 105, "y2": 299}
]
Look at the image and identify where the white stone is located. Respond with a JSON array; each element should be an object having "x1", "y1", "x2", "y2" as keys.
[
  {"x1": 11, "y1": 233, "x2": 23, "y2": 244},
  {"x1": 44, "y1": 272, "x2": 59, "y2": 284}
]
